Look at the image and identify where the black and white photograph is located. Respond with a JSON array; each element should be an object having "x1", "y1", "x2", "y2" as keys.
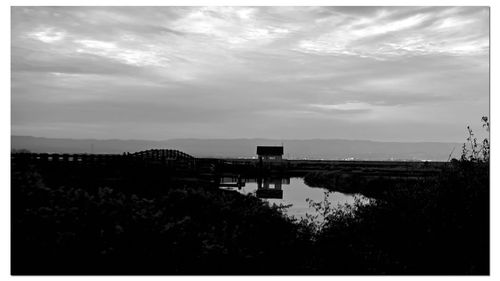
[{"x1": 10, "y1": 5, "x2": 490, "y2": 275}]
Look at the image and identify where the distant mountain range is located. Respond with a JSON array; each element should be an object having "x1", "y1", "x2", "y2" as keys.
[{"x1": 11, "y1": 135, "x2": 462, "y2": 161}]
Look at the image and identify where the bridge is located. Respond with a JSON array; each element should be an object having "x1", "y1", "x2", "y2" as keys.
[
  {"x1": 130, "y1": 149, "x2": 194, "y2": 161},
  {"x1": 11, "y1": 149, "x2": 195, "y2": 166}
]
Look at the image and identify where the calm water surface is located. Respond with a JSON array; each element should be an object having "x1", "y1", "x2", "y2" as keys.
[{"x1": 221, "y1": 177, "x2": 366, "y2": 221}]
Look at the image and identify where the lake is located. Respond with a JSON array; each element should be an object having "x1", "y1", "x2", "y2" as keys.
[{"x1": 220, "y1": 177, "x2": 367, "y2": 222}]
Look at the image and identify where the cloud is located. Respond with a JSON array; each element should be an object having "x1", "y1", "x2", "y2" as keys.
[
  {"x1": 74, "y1": 39, "x2": 170, "y2": 67},
  {"x1": 11, "y1": 7, "x2": 489, "y2": 141},
  {"x1": 294, "y1": 6, "x2": 489, "y2": 58},
  {"x1": 28, "y1": 27, "x2": 66, "y2": 43},
  {"x1": 169, "y1": 7, "x2": 293, "y2": 48},
  {"x1": 309, "y1": 102, "x2": 374, "y2": 111}
]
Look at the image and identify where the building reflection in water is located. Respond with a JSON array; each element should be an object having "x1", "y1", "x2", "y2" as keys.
[{"x1": 219, "y1": 176, "x2": 290, "y2": 199}]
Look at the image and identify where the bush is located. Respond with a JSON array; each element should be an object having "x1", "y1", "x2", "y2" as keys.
[
  {"x1": 12, "y1": 165, "x2": 312, "y2": 274},
  {"x1": 304, "y1": 117, "x2": 489, "y2": 274}
]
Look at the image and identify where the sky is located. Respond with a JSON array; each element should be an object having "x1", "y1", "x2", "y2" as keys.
[{"x1": 11, "y1": 6, "x2": 489, "y2": 142}]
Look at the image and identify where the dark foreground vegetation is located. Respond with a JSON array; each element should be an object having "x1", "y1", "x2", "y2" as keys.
[
  {"x1": 12, "y1": 165, "x2": 311, "y2": 274},
  {"x1": 12, "y1": 118, "x2": 489, "y2": 275},
  {"x1": 303, "y1": 117, "x2": 489, "y2": 274},
  {"x1": 303, "y1": 159, "x2": 488, "y2": 274}
]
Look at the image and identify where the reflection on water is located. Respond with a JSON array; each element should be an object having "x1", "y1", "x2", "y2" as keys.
[{"x1": 220, "y1": 177, "x2": 364, "y2": 221}]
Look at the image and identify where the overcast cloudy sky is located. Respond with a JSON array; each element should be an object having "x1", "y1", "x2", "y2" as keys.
[{"x1": 11, "y1": 6, "x2": 489, "y2": 142}]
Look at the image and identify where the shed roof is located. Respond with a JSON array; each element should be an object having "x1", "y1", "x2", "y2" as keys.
[{"x1": 256, "y1": 146, "x2": 284, "y2": 156}]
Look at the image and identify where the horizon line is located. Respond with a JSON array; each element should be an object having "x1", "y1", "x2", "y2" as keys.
[{"x1": 12, "y1": 135, "x2": 463, "y2": 144}]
